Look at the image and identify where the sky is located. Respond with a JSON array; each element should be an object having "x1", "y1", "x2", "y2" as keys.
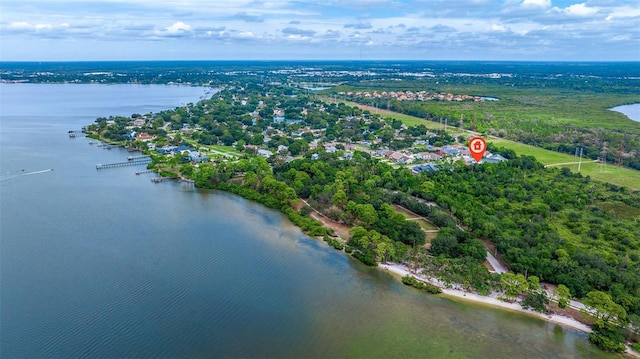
[{"x1": 0, "y1": 0, "x2": 638, "y2": 61}]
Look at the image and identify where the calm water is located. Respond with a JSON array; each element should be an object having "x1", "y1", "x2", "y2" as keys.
[
  {"x1": 610, "y1": 103, "x2": 640, "y2": 122},
  {"x1": 0, "y1": 84, "x2": 619, "y2": 358}
]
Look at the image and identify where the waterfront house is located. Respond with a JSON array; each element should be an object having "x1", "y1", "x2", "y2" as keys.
[{"x1": 136, "y1": 132, "x2": 156, "y2": 142}]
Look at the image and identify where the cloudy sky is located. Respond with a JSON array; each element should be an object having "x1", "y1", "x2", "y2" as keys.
[{"x1": 1, "y1": 0, "x2": 638, "y2": 61}]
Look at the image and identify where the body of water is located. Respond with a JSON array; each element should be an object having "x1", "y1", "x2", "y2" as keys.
[
  {"x1": 610, "y1": 103, "x2": 640, "y2": 122},
  {"x1": 0, "y1": 83, "x2": 618, "y2": 358}
]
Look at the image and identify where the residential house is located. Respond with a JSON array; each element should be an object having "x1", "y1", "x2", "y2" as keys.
[
  {"x1": 440, "y1": 145, "x2": 461, "y2": 156},
  {"x1": 132, "y1": 118, "x2": 146, "y2": 127},
  {"x1": 483, "y1": 154, "x2": 508, "y2": 164},
  {"x1": 257, "y1": 149, "x2": 273, "y2": 157},
  {"x1": 412, "y1": 163, "x2": 439, "y2": 173},
  {"x1": 136, "y1": 132, "x2": 157, "y2": 142},
  {"x1": 416, "y1": 152, "x2": 443, "y2": 161}
]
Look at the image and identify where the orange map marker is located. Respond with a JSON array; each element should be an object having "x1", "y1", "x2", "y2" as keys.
[{"x1": 468, "y1": 136, "x2": 487, "y2": 163}]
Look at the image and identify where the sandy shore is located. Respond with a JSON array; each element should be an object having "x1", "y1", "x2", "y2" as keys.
[{"x1": 380, "y1": 262, "x2": 593, "y2": 333}]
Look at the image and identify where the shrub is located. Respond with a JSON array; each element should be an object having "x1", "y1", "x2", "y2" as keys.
[
  {"x1": 402, "y1": 276, "x2": 442, "y2": 294},
  {"x1": 352, "y1": 251, "x2": 377, "y2": 266},
  {"x1": 589, "y1": 321, "x2": 626, "y2": 353},
  {"x1": 521, "y1": 291, "x2": 549, "y2": 313}
]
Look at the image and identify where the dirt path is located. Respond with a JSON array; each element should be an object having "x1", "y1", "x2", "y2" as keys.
[
  {"x1": 299, "y1": 198, "x2": 351, "y2": 239},
  {"x1": 309, "y1": 211, "x2": 351, "y2": 239}
]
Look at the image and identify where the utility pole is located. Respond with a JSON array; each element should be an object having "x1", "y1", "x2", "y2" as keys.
[
  {"x1": 600, "y1": 142, "x2": 607, "y2": 172},
  {"x1": 616, "y1": 140, "x2": 624, "y2": 166},
  {"x1": 577, "y1": 147, "x2": 583, "y2": 172}
]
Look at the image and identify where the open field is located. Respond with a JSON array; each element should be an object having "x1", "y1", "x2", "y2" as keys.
[
  {"x1": 199, "y1": 144, "x2": 242, "y2": 158},
  {"x1": 491, "y1": 138, "x2": 640, "y2": 190},
  {"x1": 392, "y1": 204, "x2": 439, "y2": 231},
  {"x1": 489, "y1": 138, "x2": 579, "y2": 164}
]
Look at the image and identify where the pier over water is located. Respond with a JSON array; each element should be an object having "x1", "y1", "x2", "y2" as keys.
[{"x1": 96, "y1": 157, "x2": 151, "y2": 169}]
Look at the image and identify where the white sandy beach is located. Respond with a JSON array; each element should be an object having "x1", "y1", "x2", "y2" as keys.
[{"x1": 380, "y1": 262, "x2": 593, "y2": 333}]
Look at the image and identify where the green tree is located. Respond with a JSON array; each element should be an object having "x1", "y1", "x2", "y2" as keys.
[
  {"x1": 500, "y1": 273, "x2": 530, "y2": 301},
  {"x1": 249, "y1": 134, "x2": 264, "y2": 146},
  {"x1": 582, "y1": 290, "x2": 627, "y2": 325},
  {"x1": 553, "y1": 284, "x2": 571, "y2": 308},
  {"x1": 331, "y1": 189, "x2": 348, "y2": 207}
]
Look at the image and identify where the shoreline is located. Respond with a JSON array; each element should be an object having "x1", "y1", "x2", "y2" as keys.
[
  {"x1": 380, "y1": 262, "x2": 594, "y2": 332},
  {"x1": 610, "y1": 103, "x2": 640, "y2": 123}
]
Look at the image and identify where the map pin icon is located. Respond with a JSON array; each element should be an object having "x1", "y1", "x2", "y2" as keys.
[{"x1": 468, "y1": 136, "x2": 487, "y2": 163}]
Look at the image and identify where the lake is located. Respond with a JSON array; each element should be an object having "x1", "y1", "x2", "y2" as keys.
[
  {"x1": 0, "y1": 83, "x2": 618, "y2": 358},
  {"x1": 610, "y1": 103, "x2": 640, "y2": 122}
]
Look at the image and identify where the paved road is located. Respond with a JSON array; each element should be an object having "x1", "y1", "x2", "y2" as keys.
[{"x1": 486, "y1": 251, "x2": 508, "y2": 274}]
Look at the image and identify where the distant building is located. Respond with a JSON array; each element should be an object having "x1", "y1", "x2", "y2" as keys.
[
  {"x1": 483, "y1": 154, "x2": 508, "y2": 164},
  {"x1": 412, "y1": 163, "x2": 439, "y2": 173},
  {"x1": 132, "y1": 118, "x2": 146, "y2": 127},
  {"x1": 441, "y1": 145, "x2": 461, "y2": 156},
  {"x1": 257, "y1": 149, "x2": 273, "y2": 157},
  {"x1": 416, "y1": 152, "x2": 443, "y2": 161},
  {"x1": 136, "y1": 132, "x2": 156, "y2": 142}
]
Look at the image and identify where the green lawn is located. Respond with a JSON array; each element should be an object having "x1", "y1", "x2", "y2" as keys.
[
  {"x1": 491, "y1": 138, "x2": 640, "y2": 190},
  {"x1": 490, "y1": 138, "x2": 577, "y2": 164},
  {"x1": 199, "y1": 144, "x2": 241, "y2": 157},
  {"x1": 393, "y1": 204, "x2": 439, "y2": 231}
]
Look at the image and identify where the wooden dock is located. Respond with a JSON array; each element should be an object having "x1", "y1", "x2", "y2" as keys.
[
  {"x1": 68, "y1": 130, "x2": 86, "y2": 137},
  {"x1": 135, "y1": 169, "x2": 154, "y2": 175},
  {"x1": 96, "y1": 157, "x2": 151, "y2": 169}
]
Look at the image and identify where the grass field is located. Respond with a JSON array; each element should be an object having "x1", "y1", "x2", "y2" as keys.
[
  {"x1": 199, "y1": 144, "x2": 241, "y2": 158},
  {"x1": 393, "y1": 204, "x2": 439, "y2": 231},
  {"x1": 489, "y1": 138, "x2": 578, "y2": 164},
  {"x1": 490, "y1": 138, "x2": 640, "y2": 190}
]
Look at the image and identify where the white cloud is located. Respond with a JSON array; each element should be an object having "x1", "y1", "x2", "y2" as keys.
[
  {"x1": 8, "y1": 21, "x2": 33, "y2": 30},
  {"x1": 491, "y1": 23, "x2": 507, "y2": 32},
  {"x1": 0, "y1": 0, "x2": 637, "y2": 60},
  {"x1": 235, "y1": 31, "x2": 255, "y2": 39},
  {"x1": 166, "y1": 21, "x2": 191, "y2": 34},
  {"x1": 605, "y1": 6, "x2": 640, "y2": 20},
  {"x1": 563, "y1": 3, "x2": 598, "y2": 16},
  {"x1": 521, "y1": 0, "x2": 551, "y2": 8}
]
